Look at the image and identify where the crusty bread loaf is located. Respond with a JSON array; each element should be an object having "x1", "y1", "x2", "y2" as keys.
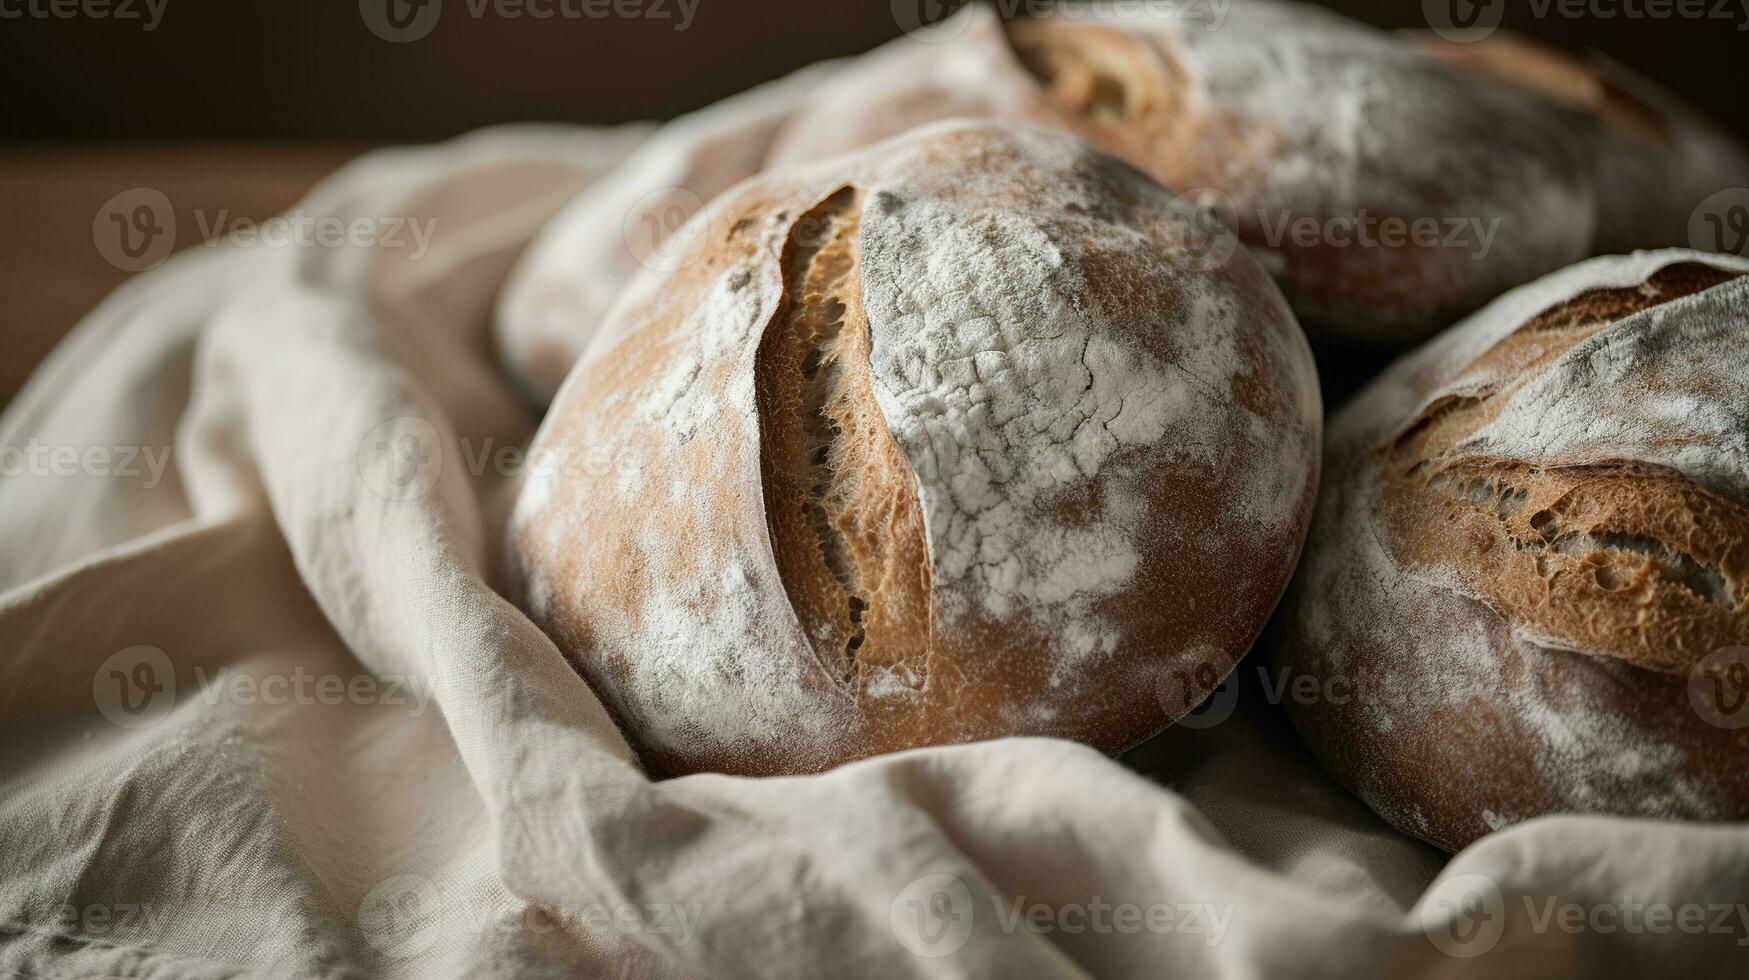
[
  {"x1": 1273, "y1": 249, "x2": 1749, "y2": 852},
  {"x1": 508, "y1": 120, "x2": 1322, "y2": 777},
  {"x1": 769, "y1": 3, "x2": 1748, "y2": 345}
]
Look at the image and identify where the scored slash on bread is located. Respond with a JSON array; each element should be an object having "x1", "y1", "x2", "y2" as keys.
[
  {"x1": 1275, "y1": 249, "x2": 1749, "y2": 852},
  {"x1": 756, "y1": 185, "x2": 934, "y2": 692},
  {"x1": 1381, "y1": 264, "x2": 1748, "y2": 677}
]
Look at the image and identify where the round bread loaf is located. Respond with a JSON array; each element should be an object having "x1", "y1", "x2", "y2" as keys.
[
  {"x1": 1273, "y1": 249, "x2": 1749, "y2": 852},
  {"x1": 508, "y1": 119, "x2": 1322, "y2": 777},
  {"x1": 769, "y1": 3, "x2": 1747, "y2": 344}
]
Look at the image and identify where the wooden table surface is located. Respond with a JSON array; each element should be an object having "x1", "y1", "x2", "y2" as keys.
[{"x1": 1, "y1": 144, "x2": 367, "y2": 411}]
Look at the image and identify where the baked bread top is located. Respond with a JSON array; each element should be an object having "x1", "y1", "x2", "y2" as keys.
[
  {"x1": 510, "y1": 119, "x2": 1322, "y2": 776},
  {"x1": 1277, "y1": 249, "x2": 1749, "y2": 850}
]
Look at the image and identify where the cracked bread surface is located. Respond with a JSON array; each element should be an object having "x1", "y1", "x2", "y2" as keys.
[
  {"x1": 508, "y1": 120, "x2": 1322, "y2": 777},
  {"x1": 1274, "y1": 250, "x2": 1749, "y2": 852},
  {"x1": 755, "y1": 185, "x2": 933, "y2": 693}
]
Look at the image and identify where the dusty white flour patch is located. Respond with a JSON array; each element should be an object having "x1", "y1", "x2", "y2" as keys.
[
  {"x1": 1510, "y1": 668, "x2": 1706, "y2": 816},
  {"x1": 604, "y1": 446, "x2": 842, "y2": 759},
  {"x1": 847, "y1": 125, "x2": 1315, "y2": 681},
  {"x1": 858, "y1": 194, "x2": 1169, "y2": 672},
  {"x1": 628, "y1": 259, "x2": 770, "y2": 451},
  {"x1": 1166, "y1": 1, "x2": 1592, "y2": 233},
  {"x1": 1459, "y1": 280, "x2": 1749, "y2": 506}
]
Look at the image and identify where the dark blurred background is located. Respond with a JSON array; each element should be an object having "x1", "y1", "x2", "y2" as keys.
[
  {"x1": 8, "y1": 0, "x2": 1746, "y2": 140},
  {"x1": 3, "y1": 0, "x2": 1746, "y2": 404}
]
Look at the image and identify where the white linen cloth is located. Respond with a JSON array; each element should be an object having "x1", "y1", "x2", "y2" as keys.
[{"x1": 4, "y1": 116, "x2": 1749, "y2": 980}]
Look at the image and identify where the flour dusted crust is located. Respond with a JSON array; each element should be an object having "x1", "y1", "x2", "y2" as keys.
[
  {"x1": 769, "y1": 3, "x2": 1742, "y2": 343},
  {"x1": 1274, "y1": 249, "x2": 1749, "y2": 852},
  {"x1": 509, "y1": 120, "x2": 1322, "y2": 777}
]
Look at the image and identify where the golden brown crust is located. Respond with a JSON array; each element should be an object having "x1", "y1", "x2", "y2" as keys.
[
  {"x1": 1379, "y1": 263, "x2": 1748, "y2": 676},
  {"x1": 1275, "y1": 254, "x2": 1749, "y2": 852},
  {"x1": 1001, "y1": 17, "x2": 1280, "y2": 197},
  {"x1": 755, "y1": 185, "x2": 934, "y2": 692},
  {"x1": 1383, "y1": 459, "x2": 1749, "y2": 675}
]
